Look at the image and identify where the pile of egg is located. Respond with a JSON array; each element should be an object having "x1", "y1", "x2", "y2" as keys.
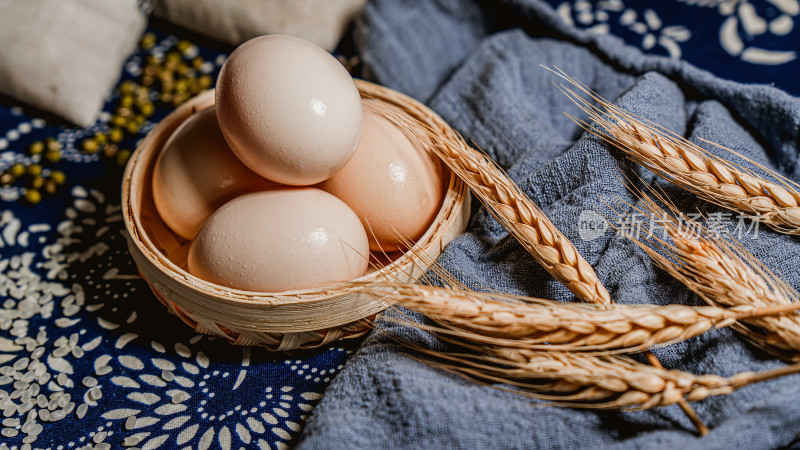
[{"x1": 152, "y1": 35, "x2": 443, "y2": 293}]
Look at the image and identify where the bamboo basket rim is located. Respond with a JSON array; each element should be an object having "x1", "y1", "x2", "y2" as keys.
[{"x1": 122, "y1": 80, "x2": 470, "y2": 311}]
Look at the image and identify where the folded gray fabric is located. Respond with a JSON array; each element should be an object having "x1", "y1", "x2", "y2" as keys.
[
  {"x1": 296, "y1": 0, "x2": 800, "y2": 448},
  {"x1": 0, "y1": 0, "x2": 146, "y2": 126}
]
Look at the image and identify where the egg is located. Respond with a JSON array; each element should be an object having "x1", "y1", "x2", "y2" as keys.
[
  {"x1": 216, "y1": 35, "x2": 363, "y2": 186},
  {"x1": 187, "y1": 188, "x2": 369, "y2": 292},
  {"x1": 318, "y1": 99, "x2": 444, "y2": 252},
  {"x1": 152, "y1": 106, "x2": 278, "y2": 240}
]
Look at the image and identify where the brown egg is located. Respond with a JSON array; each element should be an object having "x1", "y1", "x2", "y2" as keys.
[
  {"x1": 152, "y1": 106, "x2": 277, "y2": 239},
  {"x1": 318, "y1": 99, "x2": 444, "y2": 251},
  {"x1": 215, "y1": 35, "x2": 363, "y2": 185},
  {"x1": 188, "y1": 188, "x2": 369, "y2": 292}
]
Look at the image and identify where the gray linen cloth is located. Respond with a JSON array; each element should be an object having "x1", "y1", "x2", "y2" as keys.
[{"x1": 297, "y1": 0, "x2": 800, "y2": 448}]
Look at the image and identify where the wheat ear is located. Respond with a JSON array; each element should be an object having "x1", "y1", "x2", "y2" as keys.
[
  {"x1": 549, "y1": 67, "x2": 800, "y2": 235},
  {"x1": 367, "y1": 92, "x2": 709, "y2": 430},
  {"x1": 369, "y1": 99, "x2": 610, "y2": 306},
  {"x1": 609, "y1": 189, "x2": 800, "y2": 359},
  {"x1": 403, "y1": 339, "x2": 800, "y2": 411},
  {"x1": 367, "y1": 283, "x2": 800, "y2": 354}
]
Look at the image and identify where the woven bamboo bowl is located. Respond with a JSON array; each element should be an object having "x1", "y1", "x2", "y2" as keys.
[{"x1": 122, "y1": 80, "x2": 470, "y2": 351}]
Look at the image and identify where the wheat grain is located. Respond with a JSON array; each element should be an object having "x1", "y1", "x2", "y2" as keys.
[
  {"x1": 550, "y1": 67, "x2": 800, "y2": 235},
  {"x1": 369, "y1": 99, "x2": 610, "y2": 306},
  {"x1": 368, "y1": 93, "x2": 717, "y2": 429},
  {"x1": 367, "y1": 283, "x2": 800, "y2": 354},
  {"x1": 405, "y1": 340, "x2": 800, "y2": 411},
  {"x1": 608, "y1": 189, "x2": 800, "y2": 359}
]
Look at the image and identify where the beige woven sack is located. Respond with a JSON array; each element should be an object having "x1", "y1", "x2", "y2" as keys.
[
  {"x1": 153, "y1": 0, "x2": 366, "y2": 51},
  {"x1": 0, "y1": 0, "x2": 146, "y2": 126}
]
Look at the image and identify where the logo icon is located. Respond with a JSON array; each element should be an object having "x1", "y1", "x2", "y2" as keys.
[{"x1": 578, "y1": 210, "x2": 608, "y2": 242}]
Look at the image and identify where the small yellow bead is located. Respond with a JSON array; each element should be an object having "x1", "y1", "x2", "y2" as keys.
[
  {"x1": 103, "y1": 144, "x2": 118, "y2": 158},
  {"x1": 111, "y1": 115, "x2": 127, "y2": 127},
  {"x1": 44, "y1": 180, "x2": 57, "y2": 195},
  {"x1": 26, "y1": 164, "x2": 42, "y2": 177},
  {"x1": 164, "y1": 60, "x2": 179, "y2": 72},
  {"x1": 44, "y1": 150, "x2": 61, "y2": 164},
  {"x1": 23, "y1": 189, "x2": 41, "y2": 205},
  {"x1": 140, "y1": 32, "x2": 157, "y2": 50},
  {"x1": 120, "y1": 95, "x2": 134, "y2": 109},
  {"x1": 135, "y1": 89, "x2": 151, "y2": 105},
  {"x1": 125, "y1": 122, "x2": 141, "y2": 134},
  {"x1": 109, "y1": 128, "x2": 124, "y2": 143},
  {"x1": 139, "y1": 103, "x2": 154, "y2": 117},
  {"x1": 0, "y1": 172, "x2": 14, "y2": 185},
  {"x1": 192, "y1": 57, "x2": 205, "y2": 70},
  {"x1": 166, "y1": 51, "x2": 181, "y2": 63},
  {"x1": 49, "y1": 170, "x2": 66, "y2": 185},
  {"x1": 45, "y1": 137, "x2": 62, "y2": 152},
  {"x1": 10, "y1": 163, "x2": 25, "y2": 178},
  {"x1": 94, "y1": 132, "x2": 108, "y2": 144},
  {"x1": 172, "y1": 93, "x2": 189, "y2": 106},
  {"x1": 28, "y1": 141, "x2": 44, "y2": 155},
  {"x1": 117, "y1": 149, "x2": 131, "y2": 166},
  {"x1": 174, "y1": 79, "x2": 189, "y2": 93},
  {"x1": 82, "y1": 139, "x2": 99, "y2": 154},
  {"x1": 181, "y1": 45, "x2": 198, "y2": 59},
  {"x1": 159, "y1": 69, "x2": 174, "y2": 83},
  {"x1": 176, "y1": 63, "x2": 190, "y2": 76},
  {"x1": 31, "y1": 175, "x2": 44, "y2": 189},
  {"x1": 119, "y1": 80, "x2": 136, "y2": 95},
  {"x1": 198, "y1": 75, "x2": 213, "y2": 89},
  {"x1": 188, "y1": 79, "x2": 201, "y2": 95},
  {"x1": 146, "y1": 54, "x2": 162, "y2": 66},
  {"x1": 176, "y1": 40, "x2": 192, "y2": 53}
]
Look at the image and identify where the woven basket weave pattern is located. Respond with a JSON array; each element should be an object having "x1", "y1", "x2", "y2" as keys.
[{"x1": 122, "y1": 81, "x2": 470, "y2": 350}]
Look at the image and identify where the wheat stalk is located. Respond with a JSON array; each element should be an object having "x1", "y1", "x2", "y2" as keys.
[
  {"x1": 366, "y1": 283, "x2": 800, "y2": 354},
  {"x1": 608, "y1": 189, "x2": 800, "y2": 359},
  {"x1": 368, "y1": 93, "x2": 715, "y2": 430},
  {"x1": 549, "y1": 67, "x2": 800, "y2": 235},
  {"x1": 405, "y1": 341, "x2": 800, "y2": 411},
  {"x1": 369, "y1": 99, "x2": 610, "y2": 306}
]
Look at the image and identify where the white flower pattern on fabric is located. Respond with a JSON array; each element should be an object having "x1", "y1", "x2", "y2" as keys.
[
  {"x1": 556, "y1": 0, "x2": 692, "y2": 57},
  {"x1": 0, "y1": 188, "x2": 353, "y2": 448},
  {"x1": 556, "y1": 0, "x2": 797, "y2": 65},
  {"x1": 0, "y1": 29, "x2": 359, "y2": 448},
  {"x1": 717, "y1": 0, "x2": 798, "y2": 64}
]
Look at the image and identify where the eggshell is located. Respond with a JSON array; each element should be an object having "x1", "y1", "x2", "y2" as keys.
[
  {"x1": 216, "y1": 34, "x2": 363, "y2": 186},
  {"x1": 187, "y1": 188, "x2": 369, "y2": 292},
  {"x1": 152, "y1": 106, "x2": 278, "y2": 240},
  {"x1": 318, "y1": 99, "x2": 444, "y2": 252}
]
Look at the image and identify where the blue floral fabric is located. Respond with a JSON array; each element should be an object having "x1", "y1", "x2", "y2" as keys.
[
  {"x1": 544, "y1": 0, "x2": 800, "y2": 95},
  {"x1": 0, "y1": 29, "x2": 360, "y2": 450}
]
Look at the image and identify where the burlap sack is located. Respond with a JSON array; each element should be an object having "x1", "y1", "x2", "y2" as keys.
[
  {"x1": 0, "y1": 0, "x2": 146, "y2": 126},
  {"x1": 153, "y1": 0, "x2": 366, "y2": 51}
]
